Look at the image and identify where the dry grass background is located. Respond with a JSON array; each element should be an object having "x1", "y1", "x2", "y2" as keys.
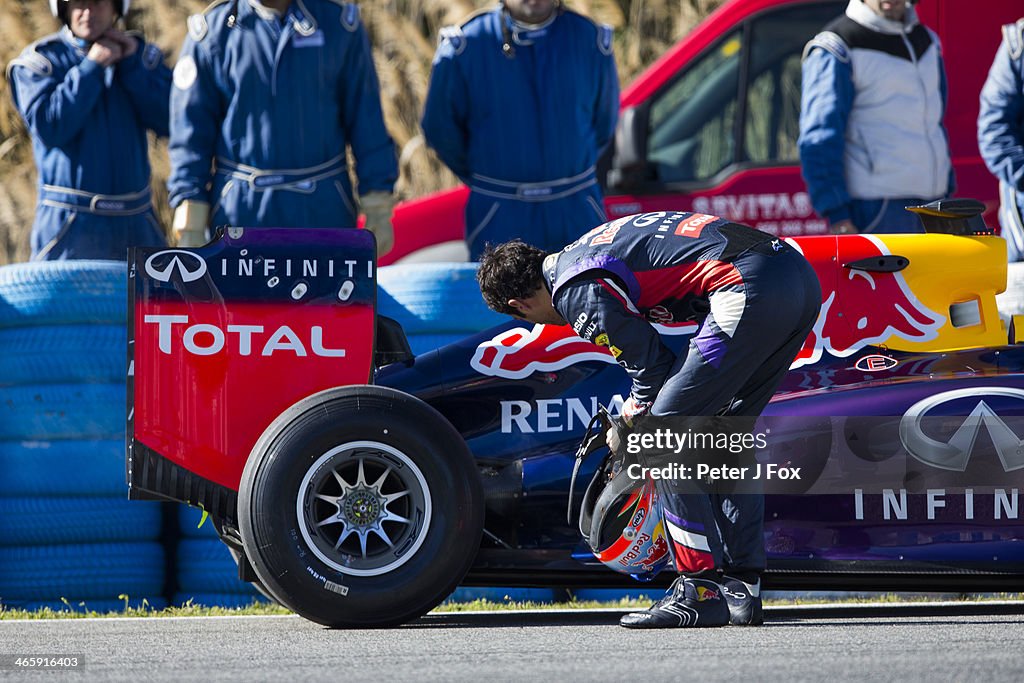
[{"x1": 0, "y1": 0, "x2": 720, "y2": 265}]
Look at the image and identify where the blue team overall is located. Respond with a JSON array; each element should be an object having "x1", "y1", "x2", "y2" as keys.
[
  {"x1": 167, "y1": 0, "x2": 397, "y2": 228},
  {"x1": 422, "y1": 6, "x2": 619, "y2": 257},
  {"x1": 8, "y1": 29, "x2": 171, "y2": 260},
  {"x1": 546, "y1": 211, "x2": 822, "y2": 576}
]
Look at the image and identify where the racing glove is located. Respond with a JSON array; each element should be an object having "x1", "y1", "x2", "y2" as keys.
[
  {"x1": 360, "y1": 191, "x2": 396, "y2": 257},
  {"x1": 606, "y1": 397, "x2": 649, "y2": 451},
  {"x1": 621, "y1": 396, "x2": 651, "y2": 427},
  {"x1": 172, "y1": 200, "x2": 210, "y2": 248}
]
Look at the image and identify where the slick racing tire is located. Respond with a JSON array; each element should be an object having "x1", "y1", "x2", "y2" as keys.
[{"x1": 238, "y1": 385, "x2": 484, "y2": 628}]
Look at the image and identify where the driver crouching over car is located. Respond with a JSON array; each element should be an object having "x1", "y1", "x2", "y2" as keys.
[{"x1": 476, "y1": 211, "x2": 822, "y2": 628}]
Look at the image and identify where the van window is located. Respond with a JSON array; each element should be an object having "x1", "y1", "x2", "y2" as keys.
[
  {"x1": 648, "y1": 32, "x2": 741, "y2": 184},
  {"x1": 646, "y1": 2, "x2": 843, "y2": 185}
]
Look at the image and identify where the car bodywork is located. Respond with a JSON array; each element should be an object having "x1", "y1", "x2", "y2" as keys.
[{"x1": 129, "y1": 227, "x2": 1024, "y2": 603}]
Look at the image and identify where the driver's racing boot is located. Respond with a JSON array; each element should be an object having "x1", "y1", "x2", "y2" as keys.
[
  {"x1": 721, "y1": 575, "x2": 763, "y2": 626},
  {"x1": 619, "y1": 576, "x2": 730, "y2": 628}
]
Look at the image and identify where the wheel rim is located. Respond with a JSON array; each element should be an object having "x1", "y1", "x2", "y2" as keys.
[{"x1": 297, "y1": 441, "x2": 432, "y2": 577}]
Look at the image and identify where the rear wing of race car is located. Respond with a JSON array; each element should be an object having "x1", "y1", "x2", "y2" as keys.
[{"x1": 126, "y1": 228, "x2": 383, "y2": 523}]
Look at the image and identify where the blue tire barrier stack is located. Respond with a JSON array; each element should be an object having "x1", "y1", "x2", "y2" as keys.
[
  {"x1": 378, "y1": 263, "x2": 508, "y2": 356},
  {"x1": 173, "y1": 505, "x2": 265, "y2": 607},
  {"x1": 0, "y1": 261, "x2": 166, "y2": 612}
]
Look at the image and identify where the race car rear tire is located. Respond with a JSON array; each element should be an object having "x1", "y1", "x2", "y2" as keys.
[{"x1": 238, "y1": 385, "x2": 483, "y2": 628}]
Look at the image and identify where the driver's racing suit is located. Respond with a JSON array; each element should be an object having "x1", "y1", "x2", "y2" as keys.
[{"x1": 544, "y1": 211, "x2": 821, "y2": 577}]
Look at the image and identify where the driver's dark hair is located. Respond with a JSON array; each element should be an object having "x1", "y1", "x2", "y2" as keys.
[{"x1": 476, "y1": 240, "x2": 549, "y2": 316}]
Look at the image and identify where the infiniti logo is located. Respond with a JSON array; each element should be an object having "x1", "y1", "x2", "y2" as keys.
[
  {"x1": 900, "y1": 388, "x2": 1024, "y2": 472},
  {"x1": 145, "y1": 250, "x2": 208, "y2": 283}
]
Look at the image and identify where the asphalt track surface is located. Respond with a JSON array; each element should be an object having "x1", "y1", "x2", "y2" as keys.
[{"x1": 1, "y1": 602, "x2": 1022, "y2": 682}]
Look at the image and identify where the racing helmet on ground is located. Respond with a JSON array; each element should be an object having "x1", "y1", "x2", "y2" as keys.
[
  {"x1": 50, "y1": 0, "x2": 130, "y2": 23},
  {"x1": 578, "y1": 470, "x2": 671, "y2": 579}
]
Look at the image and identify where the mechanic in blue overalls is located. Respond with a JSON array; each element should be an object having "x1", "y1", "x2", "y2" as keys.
[
  {"x1": 476, "y1": 212, "x2": 822, "y2": 628},
  {"x1": 798, "y1": 0, "x2": 953, "y2": 235},
  {"x1": 421, "y1": 0, "x2": 619, "y2": 258},
  {"x1": 8, "y1": 0, "x2": 171, "y2": 260},
  {"x1": 978, "y1": 17, "x2": 1024, "y2": 262},
  {"x1": 168, "y1": 0, "x2": 398, "y2": 255}
]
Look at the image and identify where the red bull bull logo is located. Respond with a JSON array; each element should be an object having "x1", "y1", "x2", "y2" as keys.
[
  {"x1": 472, "y1": 323, "x2": 696, "y2": 380},
  {"x1": 788, "y1": 235, "x2": 945, "y2": 369},
  {"x1": 637, "y1": 535, "x2": 668, "y2": 570},
  {"x1": 471, "y1": 324, "x2": 617, "y2": 379},
  {"x1": 695, "y1": 585, "x2": 720, "y2": 601}
]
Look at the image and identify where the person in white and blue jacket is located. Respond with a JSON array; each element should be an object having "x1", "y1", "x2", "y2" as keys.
[
  {"x1": 168, "y1": 0, "x2": 398, "y2": 255},
  {"x1": 421, "y1": 0, "x2": 619, "y2": 258},
  {"x1": 798, "y1": 0, "x2": 954, "y2": 234},
  {"x1": 8, "y1": 0, "x2": 171, "y2": 260},
  {"x1": 978, "y1": 18, "x2": 1024, "y2": 262}
]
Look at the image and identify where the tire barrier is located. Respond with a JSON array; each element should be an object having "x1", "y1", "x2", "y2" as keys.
[
  {"x1": 378, "y1": 263, "x2": 507, "y2": 335},
  {"x1": 0, "y1": 498, "x2": 161, "y2": 546},
  {"x1": 0, "y1": 440, "x2": 127, "y2": 497},
  {"x1": 0, "y1": 261, "x2": 165, "y2": 613},
  {"x1": 0, "y1": 542, "x2": 165, "y2": 604},
  {"x1": 177, "y1": 504, "x2": 219, "y2": 539},
  {"x1": 0, "y1": 325, "x2": 126, "y2": 386},
  {"x1": 0, "y1": 260, "x2": 126, "y2": 328},
  {"x1": 404, "y1": 333, "x2": 467, "y2": 356},
  {"x1": 0, "y1": 383, "x2": 125, "y2": 441},
  {"x1": 176, "y1": 538, "x2": 260, "y2": 597}
]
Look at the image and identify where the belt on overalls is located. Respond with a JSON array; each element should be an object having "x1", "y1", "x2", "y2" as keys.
[
  {"x1": 40, "y1": 185, "x2": 153, "y2": 216},
  {"x1": 215, "y1": 154, "x2": 347, "y2": 191},
  {"x1": 469, "y1": 166, "x2": 598, "y2": 202}
]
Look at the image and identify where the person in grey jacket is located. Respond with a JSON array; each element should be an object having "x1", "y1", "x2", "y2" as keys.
[
  {"x1": 978, "y1": 17, "x2": 1024, "y2": 262},
  {"x1": 798, "y1": 0, "x2": 954, "y2": 234}
]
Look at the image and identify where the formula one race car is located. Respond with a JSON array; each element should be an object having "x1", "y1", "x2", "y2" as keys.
[{"x1": 128, "y1": 207, "x2": 1024, "y2": 627}]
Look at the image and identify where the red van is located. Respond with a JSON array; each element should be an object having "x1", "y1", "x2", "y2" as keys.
[{"x1": 383, "y1": 0, "x2": 1022, "y2": 264}]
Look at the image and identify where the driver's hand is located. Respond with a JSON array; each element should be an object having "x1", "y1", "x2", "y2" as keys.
[
  {"x1": 621, "y1": 396, "x2": 650, "y2": 427},
  {"x1": 605, "y1": 425, "x2": 622, "y2": 453}
]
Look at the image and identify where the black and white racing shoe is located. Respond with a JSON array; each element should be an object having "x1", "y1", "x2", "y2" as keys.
[
  {"x1": 721, "y1": 575, "x2": 763, "y2": 626},
  {"x1": 619, "y1": 577, "x2": 730, "y2": 629}
]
